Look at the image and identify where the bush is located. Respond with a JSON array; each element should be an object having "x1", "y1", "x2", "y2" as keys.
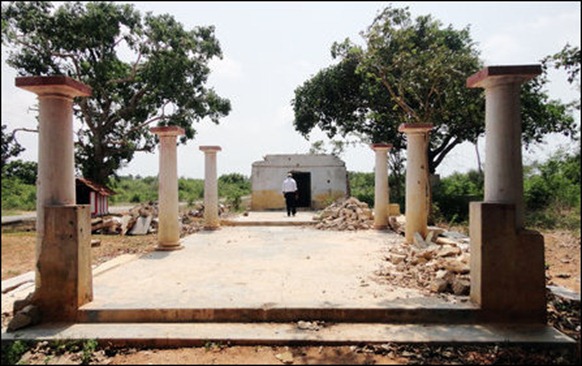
[
  {"x1": 218, "y1": 173, "x2": 251, "y2": 211},
  {"x1": 1, "y1": 176, "x2": 36, "y2": 211},
  {"x1": 524, "y1": 148, "x2": 580, "y2": 231},
  {"x1": 432, "y1": 170, "x2": 484, "y2": 224},
  {"x1": 348, "y1": 172, "x2": 375, "y2": 207}
]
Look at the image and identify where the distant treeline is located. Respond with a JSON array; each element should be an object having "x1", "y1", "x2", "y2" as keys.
[{"x1": 2, "y1": 149, "x2": 580, "y2": 232}]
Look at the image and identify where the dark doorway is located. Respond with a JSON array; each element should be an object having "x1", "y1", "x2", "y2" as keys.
[{"x1": 291, "y1": 172, "x2": 311, "y2": 208}]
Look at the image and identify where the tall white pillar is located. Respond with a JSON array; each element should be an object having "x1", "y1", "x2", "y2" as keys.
[
  {"x1": 398, "y1": 124, "x2": 433, "y2": 244},
  {"x1": 467, "y1": 65, "x2": 541, "y2": 229},
  {"x1": 466, "y1": 65, "x2": 546, "y2": 323},
  {"x1": 371, "y1": 143, "x2": 392, "y2": 229},
  {"x1": 16, "y1": 76, "x2": 92, "y2": 290},
  {"x1": 151, "y1": 126, "x2": 184, "y2": 250},
  {"x1": 199, "y1": 145, "x2": 222, "y2": 229}
]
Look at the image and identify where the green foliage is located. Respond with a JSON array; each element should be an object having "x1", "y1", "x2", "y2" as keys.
[
  {"x1": 81, "y1": 339, "x2": 98, "y2": 364},
  {"x1": 178, "y1": 177, "x2": 205, "y2": 206},
  {"x1": 292, "y1": 4, "x2": 577, "y2": 175},
  {"x1": 2, "y1": 159, "x2": 37, "y2": 185},
  {"x1": 2, "y1": 1, "x2": 231, "y2": 185},
  {"x1": 107, "y1": 174, "x2": 250, "y2": 210},
  {"x1": 432, "y1": 170, "x2": 484, "y2": 224},
  {"x1": 108, "y1": 175, "x2": 158, "y2": 204},
  {"x1": 429, "y1": 148, "x2": 580, "y2": 232},
  {"x1": 348, "y1": 165, "x2": 406, "y2": 210},
  {"x1": 1, "y1": 123, "x2": 24, "y2": 166},
  {"x1": 1, "y1": 175, "x2": 36, "y2": 211},
  {"x1": 543, "y1": 43, "x2": 581, "y2": 86},
  {"x1": 1, "y1": 340, "x2": 30, "y2": 365},
  {"x1": 524, "y1": 148, "x2": 580, "y2": 231},
  {"x1": 218, "y1": 173, "x2": 251, "y2": 211},
  {"x1": 348, "y1": 171, "x2": 375, "y2": 207}
]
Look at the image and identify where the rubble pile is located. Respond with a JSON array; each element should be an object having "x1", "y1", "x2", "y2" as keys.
[
  {"x1": 314, "y1": 197, "x2": 374, "y2": 231},
  {"x1": 381, "y1": 231, "x2": 472, "y2": 296},
  {"x1": 91, "y1": 202, "x2": 228, "y2": 237}
]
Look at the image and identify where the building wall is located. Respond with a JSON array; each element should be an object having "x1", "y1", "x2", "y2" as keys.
[{"x1": 251, "y1": 154, "x2": 348, "y2": 210}]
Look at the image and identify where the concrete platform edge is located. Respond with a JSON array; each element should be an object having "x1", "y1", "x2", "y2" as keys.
[{"x1": 1, "y1": 323, "x2": 575, "y2": 349}]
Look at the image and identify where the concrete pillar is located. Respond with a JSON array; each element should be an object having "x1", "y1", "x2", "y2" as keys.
[
  {"x1": 151, "y1": 126, "x2": 185, "y2": 250},
  {"x1": 467, "y1": 65, "x2": 541, "y2": 229},
  {"x1": 371, "y1": 143, "x2": 392, "y2": 229},
  {"x1": 398, "y1": 124, "x2": 433, "y2": 244},
  {"x1": 199, "y1": 146, "x2": 222, "y2": 229},
  {"x1": 467, "y1": 65, "x2": 546, "y2": 323},
  {"x1": 35, "y1": 205, "x2": 93, "y2": 320},
  {"x1": 15, "y1": 76, "x2": 92, "y2": 291}
]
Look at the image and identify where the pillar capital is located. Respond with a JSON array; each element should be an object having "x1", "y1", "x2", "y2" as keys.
[
  {"x1": 398, "y1": 123, "x2": 433, "y2": 134},
  {"x1": 371, "y1": 143, "x2": 393, "y2": 151},
  {"x1": 199, "y1": 145, "x2": 222, "y2": 153},
  {"x1": 150, "y1": 126, "x2": 185, "y2": 137},
  {"x1": 16, "y1": 75, "x2": 92, "y2": 98},
  {"x1": 467, "y1": 65, "x2": 541, "y2": 89}
]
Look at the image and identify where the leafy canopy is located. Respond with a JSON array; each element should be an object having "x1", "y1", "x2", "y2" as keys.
[
  {"x1": 2, "y1": 1, "x2": 231, "y2": 184},
  {"x1": 292, "y1": 5, "x2": 577, "y2": 174}
]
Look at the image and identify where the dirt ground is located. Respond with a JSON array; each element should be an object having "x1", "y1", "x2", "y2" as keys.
[{"x1": 1, "y1": 225, "x2": 580, "y2": 365}]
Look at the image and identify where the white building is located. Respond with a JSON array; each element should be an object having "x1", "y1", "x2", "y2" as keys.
[{"x1": 251, "y1": 154, "x2": 348, "y2": 210}]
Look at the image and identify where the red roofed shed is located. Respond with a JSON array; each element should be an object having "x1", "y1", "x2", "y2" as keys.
[{"x1": 75, "y1": 177, "x2": 116, "y2": 217}]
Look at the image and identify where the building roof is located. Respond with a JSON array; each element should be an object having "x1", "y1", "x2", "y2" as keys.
[{"x1": 76, "y1": 177, "x2": 116, "y2": 196}]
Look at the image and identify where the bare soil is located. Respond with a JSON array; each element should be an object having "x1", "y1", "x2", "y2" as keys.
[{"x1": 1, "y1": 226, "x2": 579, "y2": 365}]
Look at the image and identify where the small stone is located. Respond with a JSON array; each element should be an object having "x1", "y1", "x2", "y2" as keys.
[
  {"x1": 430, "y1": 278, "x2": 449, "y2": 293},
  {"x1": 275, "y1": 351, "x2": 294, "y2": 364},
  {"x1": 451, "y1": 278, "x2": 471, "y2": 295}
]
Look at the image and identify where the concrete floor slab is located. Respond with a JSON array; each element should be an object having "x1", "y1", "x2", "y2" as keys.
[
  {"x1": 2, "y1": 212, "x2": 576, "y2": 349},
  {"x1": 80, "y1": 225, "x2": 460, "y2": 313}
]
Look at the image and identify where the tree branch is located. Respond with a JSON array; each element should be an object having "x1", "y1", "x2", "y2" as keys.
[
  {"x1": 376, "y1": 67, "x2": 419, "y2": 122},
  {"x1": 432, "y1": 136, "x2": 461, "y2": 170}
]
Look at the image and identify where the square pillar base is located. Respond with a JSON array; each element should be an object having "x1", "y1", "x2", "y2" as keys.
[
  {"x1": 34, "y1": 205, "x2": 93, "y2": 321},
  {"x1": 469, "y1": 202, "x2": 546, "y2": 323}
]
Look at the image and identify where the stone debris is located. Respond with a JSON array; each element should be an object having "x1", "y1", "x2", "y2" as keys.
[
  {"x1": 91, "y1": 201, "x2": 229, "y2": 237},
  {"x1": 388, "y1": 215, "x2": 406, "y2": 235},
  {"x1": 297, "y1": 320, "x2": 324, "y2": 331},
  {"x1": 381, "y1": 231, "x2": 471, "y2": 296},
  {"x1": 313, "y1": 197, "x2": 374, "y2": 231},
  {"x1": 275, "y1": 350, "x2": 294, "y2": 364}
]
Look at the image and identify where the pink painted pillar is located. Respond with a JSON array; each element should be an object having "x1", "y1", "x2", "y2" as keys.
[
  {"x1": 15, "y1": 76, "x2": 92, "y2": 290},
  {"x1": 199, "y1": 145, "x2": 222, "y2": 229},
  {"x1": 467, "y1": 65, "x2": 542, "y2": 229},
  {"x1": 398, "y1": 124, "x2": 433, "y2": 244},
  {"x1": 151, "y1": 126, "x2": 185, "y2": 250},
  {"x1": 371, "y1": 143, "x2": 392, "y2": 229}
]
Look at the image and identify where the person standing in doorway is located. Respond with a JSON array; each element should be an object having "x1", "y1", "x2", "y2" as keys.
[{"x1": 282, "y1": 172, "x2": 298, "y2": 217}]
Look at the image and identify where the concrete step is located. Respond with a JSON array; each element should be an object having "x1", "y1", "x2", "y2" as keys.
[
  {"x1": 77, "y1": 304, "x2": 480, "y2": 324},
  {"x1": 2, "y1": 322, "x2": 575, "y2": 349},
  {"x1": 221, "y1": 219, "x2": 316, "y2": 226}
]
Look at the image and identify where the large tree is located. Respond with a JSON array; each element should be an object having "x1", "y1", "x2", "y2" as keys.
[
  {"x1": 1, "y1": 123, "x2": 24, "y2": 168},
  {"x1": 2, "y1": 1, "x2": 231, "y2": 185},
  {"x1": 292, "y1": 5, "x2": 577, "y2": 174}
]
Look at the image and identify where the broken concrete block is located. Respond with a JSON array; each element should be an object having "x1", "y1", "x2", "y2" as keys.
[{"x1": 129, "y1": 215, "x2": 152, "y2": 235}]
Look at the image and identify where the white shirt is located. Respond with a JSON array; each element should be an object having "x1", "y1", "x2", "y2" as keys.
[{"x1": 282, "y1": 177, "x2": 297, "y2": 193}]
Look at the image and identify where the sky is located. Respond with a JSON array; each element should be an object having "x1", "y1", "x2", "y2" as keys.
[{"x1": 2, "y1": 1, "x2": 580, "y2": 180}]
